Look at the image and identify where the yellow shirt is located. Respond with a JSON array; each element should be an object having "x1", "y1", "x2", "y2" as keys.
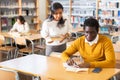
[{"x1": 61, "y1": 34, "x2": 116, "y2": 68}]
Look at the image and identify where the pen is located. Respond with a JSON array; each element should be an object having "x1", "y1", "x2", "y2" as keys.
[
  {"x1": 71, "y1": 58, "x2": 79, "y2": 68},
  {"x1": 79, "y1": 56, "x2": 84, "y2": 63}
]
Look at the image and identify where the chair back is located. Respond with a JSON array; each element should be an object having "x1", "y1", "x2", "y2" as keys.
[
  {"x1": 0, "y1": 34, "x2": 5, "y2": 46},
  {"x1": 14, "y1": 37, "x2": 27, "y2": 46},
  {"x1": 0, "y1": 68, "x2": 19, "y2": 80}
]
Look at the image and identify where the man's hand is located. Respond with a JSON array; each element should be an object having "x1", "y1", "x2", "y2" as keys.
[
  {"x1": 66, "y1": 58, "x2": 90, "y2": 68},
  {"x1": 77, "y1": 62, "x2": 90, "y2": 68},
  {"x1": 66, "y1": 58, "x2": 75, "y2": 66},
  {"x1": 66, "y1": 58, "x2": 79, "y2": 67}
]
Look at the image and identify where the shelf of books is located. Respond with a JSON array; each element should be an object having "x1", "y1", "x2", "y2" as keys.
[
  {"x1": 46, "y1": 0, "x2": 96, "y2": 29},
  {"x1": 98, "y1": 0, "x2": 120, "y2": 26},
  {"x1": 46, "y1": 0, "x2": 71, "y2": 18},
  {"x1": 0, "y1": 0, "x2": 40, "y2": 32},
  {"x1": 22, "y1": 0, "x2": 40, "y2": 30},
  {"x1": 71, "y1": 0, "x2": 96, "y2": 28},
  {"x1": 0, "y1": 0, "x2": 19, "y2": 32}
]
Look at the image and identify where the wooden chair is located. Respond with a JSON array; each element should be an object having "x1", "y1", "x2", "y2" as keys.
[
  {"x1": 0, "y1": 34, "x2": 16, "y2": 60},
  {"x1": 14, "y1": 36, "x2": 40, "y2": 58},
  {"x1": 34, "y1": 38, "x2": 46, "y2": 55},
  {"x1": 0, "y1": 68, "x2": 19, "y2": 80}
]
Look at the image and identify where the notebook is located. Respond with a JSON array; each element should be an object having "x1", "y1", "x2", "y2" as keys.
[{"x1": 63, "y1": 63, "x2": 88, "y2": 72}]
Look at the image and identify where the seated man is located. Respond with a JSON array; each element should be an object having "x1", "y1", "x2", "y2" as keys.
[{"x1": 61, "y1": 18, "x2": 115, "y2": 68}]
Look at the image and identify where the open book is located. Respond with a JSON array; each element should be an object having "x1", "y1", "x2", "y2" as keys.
[{"x1": 63, "y1": 63, "x2": 88, "y2": 72}]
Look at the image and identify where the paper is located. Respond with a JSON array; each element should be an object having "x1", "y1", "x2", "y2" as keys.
[
  {"x1": 9, "y1": 32, "x2": 21, "y2": 37},
  {"x1": 63, "y1": 63, "x2": 88, "y2": 72}
]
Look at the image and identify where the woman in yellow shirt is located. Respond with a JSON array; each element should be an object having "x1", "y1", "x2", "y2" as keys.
[{"x1": 61, "y1": 18, "x2": 115, "y2": 68}]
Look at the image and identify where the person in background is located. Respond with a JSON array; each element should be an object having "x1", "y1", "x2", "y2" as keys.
[
  {"x1": 61, "y1": 18, "x2": 115, "y2": 68},
  {"x1": 10, "y1": 16, "x2": 30, "y2": 49},
  {"x1": 41, "y1": 2, "x2": 72, "y2": 56},
  {"x1": 10, "y1": 15, "x2": 30, "y2": 33}
]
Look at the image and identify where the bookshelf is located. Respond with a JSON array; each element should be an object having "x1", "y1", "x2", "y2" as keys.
[
  {"x1": 0, "y1": 0, "x2": 19, "y2": 32},
  {"x1": 71, "y1": 0, "x2": 96, "y2": 28},
  {"x1": 0, "y1": 0, "x2": 40, "y2": 32},
  {"x1": 46, "y1": 0, "x2": 71, "y2": 18},
  {"x1": 98, "y1": 0, "x2": 120, "y2": 26},
  {"x1": 46, "y1": 0, "x2": 96, "y2": 28}
]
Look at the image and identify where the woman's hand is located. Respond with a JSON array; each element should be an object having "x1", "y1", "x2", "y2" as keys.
[
  {"x1": 10, "y1": 29, "x2": 18, "y2": 32},
  {"x1": 48, "y1": 40, "x2": 53, "y2": 43},
  {"x1": 46, "y1": 37, "x2": 54, "y2": 43},
  {"x1": 59, "y1": 33, "x2": 70, "y2": 43}
]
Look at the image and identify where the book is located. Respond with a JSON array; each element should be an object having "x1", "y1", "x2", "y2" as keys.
[
  {"x1": 118, "y1": 10, "x2": 120, "y2": 17},
  {"x1": 63, "y1": 63, "x2": 88, "y2": 72}
]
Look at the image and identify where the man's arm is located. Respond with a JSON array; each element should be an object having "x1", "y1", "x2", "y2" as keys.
[
  {"x1": 61, "y1": 39, "x2": 79, "y2": 62},
  {"x1": 90, "y1": 39, "x2": 116, "y2": 68}
]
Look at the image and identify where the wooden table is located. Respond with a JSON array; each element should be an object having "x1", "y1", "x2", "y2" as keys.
[
  {"x1": 0, "y1": 32, "x2": 14, "y2": 45},
  {"x1": 0, "y1": 32, "x2": 41, "y2": 54},
  {"x1": 0, "y1": 32, "x2": 41, "y2": 41},
  {"x1": 0, "y1": 54, "x2": 120, "y2": 80},
  {"x1": 0, "y1": 32, "x2": 13, "y2": 38}
]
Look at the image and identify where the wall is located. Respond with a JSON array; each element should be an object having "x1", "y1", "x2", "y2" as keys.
[{"x1": 39, "y1": 0, "x2": 46, "y2": 22}]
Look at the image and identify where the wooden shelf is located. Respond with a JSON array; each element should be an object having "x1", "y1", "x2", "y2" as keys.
[
  {"x1": 98, "y1": 0, "x2": 120, "y2": 26},
  {"x1": 46, "y1": 0, "x2": 120, "y2": 25},
  {"x1": 46, "y1": 0, "x2": 96, "y2": 28},
  {"x1": 0, "y1": 0, "x2": 40, "y2": 32}
]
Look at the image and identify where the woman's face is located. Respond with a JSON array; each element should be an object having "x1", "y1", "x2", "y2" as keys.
[
  {"x1": 84, "y1": 26, "x2": 98, "y2": 42},
  {"x1": 53, "y1": 8, "x2": 63, "y2": 21},
  {"x1": 17, "y1": 19, "x2": 21, "y2": 24}
]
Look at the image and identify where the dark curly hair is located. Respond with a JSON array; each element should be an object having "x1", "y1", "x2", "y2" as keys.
[{"x1": 84, "y1": 18, "x2": 100, "y2": 33}]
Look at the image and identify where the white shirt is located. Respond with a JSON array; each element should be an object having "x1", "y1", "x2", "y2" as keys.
[
  {"x1": 10, "y1": 22, "x2": 30, "y2": 33},
  {"x1": 85, "y1": 34, "x2": 99, "y2": 46},
  {"x1": 41, "y1": 15, "x2": 72, "y2": 46}
]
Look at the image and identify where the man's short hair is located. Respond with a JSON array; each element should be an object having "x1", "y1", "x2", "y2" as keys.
[{"x1": 83, "y1": 18, "x2": 100, "y2": 32}]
